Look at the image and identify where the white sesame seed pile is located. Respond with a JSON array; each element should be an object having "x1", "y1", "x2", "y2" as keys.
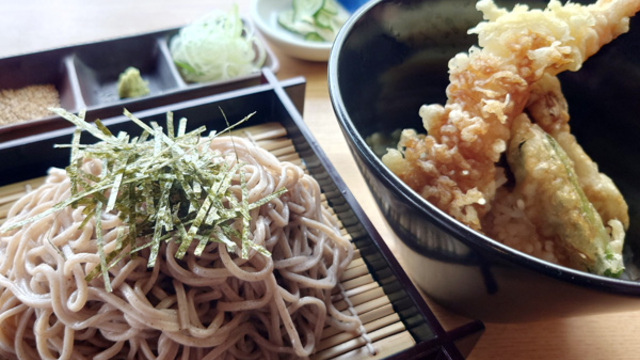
[{"x1": 0, "y1": 84, "x2": 60, "y2": 126}]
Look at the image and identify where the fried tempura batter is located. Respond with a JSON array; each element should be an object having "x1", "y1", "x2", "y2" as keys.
[
  {"x1": 382, "y1": 0, "x2": 638, "y2": 275},
  {"x1": 526, "y1": 73, "x2": 630, "y2": 229},
  {"x1": 482, "y1": 73, "x2": 629, "y2": 273},
  {"x1": 505, "y1": 115, "x2": 624, "y2": 275},
  {"x1": 383, "y1": 0, "x2": 639, "y2": 230}
]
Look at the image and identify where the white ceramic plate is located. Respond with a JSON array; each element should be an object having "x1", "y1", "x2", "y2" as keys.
[{"x1": 249, "y1": 0, "x2": 350, "y2": 62}]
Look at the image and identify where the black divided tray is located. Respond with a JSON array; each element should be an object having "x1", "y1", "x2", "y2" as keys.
[
  {"x1": 0, "y1": 19, "x2": 278, "y2": 143},
  {"x1": 0, "y1": 69, "x2": 483, "y2": 359}
]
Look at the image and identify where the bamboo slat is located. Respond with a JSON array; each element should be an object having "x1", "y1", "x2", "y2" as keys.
[{"x1": 0, "y1": 122, "x2": 417, "y2": 359}]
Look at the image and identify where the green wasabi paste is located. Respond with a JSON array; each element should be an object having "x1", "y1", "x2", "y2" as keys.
[{"x1": 117, "y1": 67, "x2": 150, "y2": 99}]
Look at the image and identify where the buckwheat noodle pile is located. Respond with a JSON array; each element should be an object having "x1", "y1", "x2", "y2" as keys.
[{"x1": 0, "y1": 135, "x2": 359, "y2": 359}]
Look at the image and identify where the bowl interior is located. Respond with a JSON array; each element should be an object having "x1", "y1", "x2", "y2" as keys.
[{"x1": 330, "y1": 0, "x2": 640, "y2": 282}]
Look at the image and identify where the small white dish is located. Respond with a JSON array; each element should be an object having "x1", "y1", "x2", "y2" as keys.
[{"x1": 249, "y1": 0, "x2": 350, "y2": 62}]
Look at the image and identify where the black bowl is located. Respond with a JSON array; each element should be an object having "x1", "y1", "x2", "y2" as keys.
[{"x1": 328, "y1": 0, "x2": 640, "y2": 322}]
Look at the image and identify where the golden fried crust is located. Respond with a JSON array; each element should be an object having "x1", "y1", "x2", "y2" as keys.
[
  {"x1": 554, "y1": 132, "x2": 630, "y2": 229},
  {"x1": 506, "y1": 115, "x2": 624, "y2": 274},
  {"x1": 526, "y1": 74, "x2": 630, "y2": 229},
  {"x1": 384, "y1": 0, "x2": 639, "y2": 230}
]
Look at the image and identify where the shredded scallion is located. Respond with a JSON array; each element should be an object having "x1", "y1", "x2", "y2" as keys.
[{"x1": 170, "y1": 5, "x2": 266, "y2": 83}]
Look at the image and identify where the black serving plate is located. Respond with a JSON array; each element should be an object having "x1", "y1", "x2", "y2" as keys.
[
  {"x1": 0, "y1": 19, "x2": 278, "y2": 142},
  {"x1": 0, "y1": 69, "x2": 483, "y2": 359}
]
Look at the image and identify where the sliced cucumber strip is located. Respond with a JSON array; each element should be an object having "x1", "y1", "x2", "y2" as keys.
[
  {"x1": 314, "y1": 10, "x2": 333, "y2": 29},
  {"x1": 305, "y1": 32, "x2": 325, "y2": 41},
  {"x1": 293, "y1": 0, "x2": 324, "y2": 20},
  {"x1": 322, "y1": 0, "x2": 339, "y2": 15},
  {"x1": 278, "y1": 0, "x2": 347, "y2": 42},
  {"x1": 278, "y1": 10, "x2": 317, "y2": 35}
]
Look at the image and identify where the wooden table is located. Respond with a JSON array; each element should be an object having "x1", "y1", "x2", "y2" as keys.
[{"x1": 1, "y1": 1, "x2": 639, "y2": 359}]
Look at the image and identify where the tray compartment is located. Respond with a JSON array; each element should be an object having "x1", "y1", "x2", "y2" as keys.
[
  {"x1": 0, "y1": 22, "x2": 278, "y2": 142},
  {"x1": 72, "y1": 35, "x2": 179, "y2": 106},
  {"x1": 0, "y1": 51, "x2": 78, "y2": 117},
  {"x1": 162, "y1": 19, "x2": 268, "y2": 86}
]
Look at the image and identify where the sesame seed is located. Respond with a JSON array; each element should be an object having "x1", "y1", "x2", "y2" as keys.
[{"x1": 0, "y1": 84, "x2": 60, "y2": 126}]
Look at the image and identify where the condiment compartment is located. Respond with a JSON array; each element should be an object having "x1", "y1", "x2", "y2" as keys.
[
  {"x1": 72, "y1": 35, "x2": 179, "y2": 107},
  {"x1": 0, "y1": 52, "x2": 80, "y2": 117},
  {"x1": 0, "y1": 18, "x2": 278, "y2": 142},
  {"x1": 0, "y1": 70, "x2": 483, "y2": 359}
]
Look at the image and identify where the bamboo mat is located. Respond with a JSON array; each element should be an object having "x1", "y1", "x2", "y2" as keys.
[{"x1": 0, "y1": 122, "x2": 418, "y2": 359}]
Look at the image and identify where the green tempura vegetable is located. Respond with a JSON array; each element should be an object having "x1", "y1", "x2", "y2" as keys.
[
  {"x1": 117, "y1": 67, "x2": 150, "y2": 99},
  {"x1": 0, "y1": 108, "x2": 286, "y2": 292},
  {"x1": 507, "y1": 116, "x2": 625, "y2": 277}
]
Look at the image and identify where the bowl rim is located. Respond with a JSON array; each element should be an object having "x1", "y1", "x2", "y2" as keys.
[{"x1": 327, "y1": 0, "x2": 640, "y2": 295}]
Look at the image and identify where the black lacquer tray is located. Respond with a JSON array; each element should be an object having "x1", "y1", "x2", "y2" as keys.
[
  {"x1": 0, "y1": 20, "x2": 278, "y2": 143},
  {"x1": 0, "y1": 69, "x2": 483, "y2": 359}
]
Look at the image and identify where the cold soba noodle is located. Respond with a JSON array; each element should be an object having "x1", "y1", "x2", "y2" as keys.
[{"x1": 0, "y1": 112, "x2": 360, "y2": 359}]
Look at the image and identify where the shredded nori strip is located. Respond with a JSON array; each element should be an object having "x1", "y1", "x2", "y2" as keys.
[{"x1": 0, "y1": 108, "x2": 287, "y2": 292}]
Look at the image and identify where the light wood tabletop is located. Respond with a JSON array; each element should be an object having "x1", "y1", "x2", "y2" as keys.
[{"x1": 1, "y1": 1, "x2": 639, "y2": 359}]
